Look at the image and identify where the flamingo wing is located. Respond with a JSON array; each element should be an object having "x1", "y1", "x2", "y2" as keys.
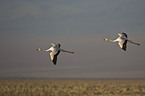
[
  {"x1": 50, "y1": 49, "x2": 60, "y2": 65},
  {"x1": 122, "y1": 40, "x2": 127, "y2": 51}
]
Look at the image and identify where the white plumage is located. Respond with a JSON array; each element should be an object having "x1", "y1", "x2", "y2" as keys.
[
  {"x1": 37, "y1": 43, "x2": 74, "y2": 65},
  {"x1": 104, "y1": 33, "x2": 140, "y2": 51}
]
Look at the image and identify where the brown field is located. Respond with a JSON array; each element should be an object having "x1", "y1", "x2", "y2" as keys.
[{"x1": 0, "y1": 79, "x2": 145, "y2": 96}]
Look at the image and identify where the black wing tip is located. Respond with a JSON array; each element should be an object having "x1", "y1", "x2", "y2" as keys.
[
  {"x1": 122, "y1": 46, "x2": 127, "y2": 51},
  {"x1": 122, "y1": 48, "x2": 126, "y2": 51},
  {"x1": 52, "y1": 60, "x2": 57, "y2": 65},
  {"x1": 51, "y1": 51, "x2": 60, "y2": 65},
  {"x1": 122, "y1": 40, "x2": 127, "y2": 51},
  {"x1": 58, "y1": 44, "x2": 61, "y2": 47},
  {"x1": 122, "y1": 32, "x2": 128, "y2": 38}
]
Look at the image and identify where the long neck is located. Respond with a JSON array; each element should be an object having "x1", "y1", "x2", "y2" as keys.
[
  {"x1": 45, "y1": 49, "x2": 52, "y2": 52},
  {"x1": 108, "y1": 39, "x2": 116, "y2": 42}
]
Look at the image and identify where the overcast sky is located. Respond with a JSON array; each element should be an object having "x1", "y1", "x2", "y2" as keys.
[{"x1": 0, "y1": 0, "x2": 145, "y2": 79}]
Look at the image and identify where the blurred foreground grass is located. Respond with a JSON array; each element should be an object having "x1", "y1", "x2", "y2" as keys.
[{"x1": 0, "y1": 80, "x2": 145, "y2": 96}]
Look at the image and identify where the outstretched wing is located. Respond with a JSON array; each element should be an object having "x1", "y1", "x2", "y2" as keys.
[
  {"x1": 58, "y1": 44, "x2": 61, "y2": 47},
  {"x1": 122, "y1": 40, "x2": 127, "y2": 51},
  {"x1": 49, "y1": 43, "x2": 61, "y2": 65},
  {"x1": 50, "y1": 50, "x2": 60, "y2": 65},
  {"x1": 118, "y1": 37, "x2": 127, "y2": 51},
  {"x1": 52, "y1": 51, "x2": 60, "y2": 65},
  {"x1": 122, "y1": 33, "x2": 128, "y2": 38}
]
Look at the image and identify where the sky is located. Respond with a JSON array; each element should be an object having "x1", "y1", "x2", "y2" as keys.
[{"x1": 0, "y1": 0, "x2": 145, "y2": 79}]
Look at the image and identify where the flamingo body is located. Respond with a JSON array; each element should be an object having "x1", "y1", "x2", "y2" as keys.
[
  {"x1": 104, "y1": 33, "x2": 140, "y2": 51},
  {"x1": 37, "y1": 43, "x2": 74, "y2": 65}
]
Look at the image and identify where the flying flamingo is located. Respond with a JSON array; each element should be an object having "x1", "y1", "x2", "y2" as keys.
[
  {"x1": 37, "y1": 43, "x2": 74, "y2": 65},
  {"x1": 104, "y1": 33, "x2": 140, "y2": 51}
]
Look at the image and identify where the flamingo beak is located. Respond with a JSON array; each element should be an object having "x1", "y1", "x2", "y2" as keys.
[
  {"x1": 104, "y1": 38, "x2": 108, "y2": 41},
  {"x1": 37, "y1": 48, "x2": 42, "y2": 51}
]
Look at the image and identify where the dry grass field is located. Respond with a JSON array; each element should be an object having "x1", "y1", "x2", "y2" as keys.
[{"x1": 0, "y1": 79, "x2": 145, "y2": 96}]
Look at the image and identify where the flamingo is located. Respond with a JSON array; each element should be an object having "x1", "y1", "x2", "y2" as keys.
[
  {"x1": 37, "y1": 43, "x2": 74, "y2": 65},
  {"x1": 104, "y1": 33, "x2": 140, "y2": 51}
]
